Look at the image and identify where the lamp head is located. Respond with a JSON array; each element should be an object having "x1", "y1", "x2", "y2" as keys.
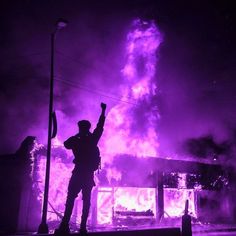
[{"x1": 56, "y1": 18, "x2": 68, "y2": 30}]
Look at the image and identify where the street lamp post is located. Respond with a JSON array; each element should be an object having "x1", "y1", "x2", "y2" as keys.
[{"x1": 38, "y1": 19, "x2": 68, "y2": 234}]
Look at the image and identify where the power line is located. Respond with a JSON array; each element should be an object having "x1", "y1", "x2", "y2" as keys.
[
  {"x1": 55, "y1": 78, "x2": 138, "y2": 106},
  {"x1": 55, "y1": 51, "x2": 139, "y2": 102}
]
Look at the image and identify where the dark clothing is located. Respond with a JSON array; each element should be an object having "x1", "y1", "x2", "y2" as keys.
[
  {"x1": 61, "y1": 113, "x2": 105, "y2": 227},
  {"x1": 62, "y1": 171, "x2": 93, "y2": 225},
  {"x1": 64, "y1": 114, "x2": 105, "y2": 171},
  {"x1": 70, "y1": 166, "x2": 95, "y2": 189}
]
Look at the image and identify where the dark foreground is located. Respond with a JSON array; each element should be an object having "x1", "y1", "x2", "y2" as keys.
[
  {"x1": 7, "y1": 228, "x2": 181, "y2": 236},
  {"x1": 5, "y1": 224, "x2": 236, "y2": 236}
]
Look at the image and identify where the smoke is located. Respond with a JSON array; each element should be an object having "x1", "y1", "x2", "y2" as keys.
[
  {"x1": 0, "y1": 1, "x2": 130, "y2": 153},
  {"x1": 1, "y1": 0, "x2": 235, "y2": 166},
  {"x1": 156, "y1": 27, "x2": 236, "y2": 159},
  {"x1": 182, "y1": 135, "x2": 231, "y2": 160},
  {"x1": 2, "y1": 1, "x2": 235, "y2": 229}
]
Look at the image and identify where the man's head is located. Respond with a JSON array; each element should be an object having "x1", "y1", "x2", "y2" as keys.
[{"x1": 77, "y1": 120, "x2": 91, "y2": 134}]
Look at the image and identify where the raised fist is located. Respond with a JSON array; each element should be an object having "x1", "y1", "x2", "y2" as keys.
[{"x1": 101, "y1": 102, "x2": 107, "y2": 110}]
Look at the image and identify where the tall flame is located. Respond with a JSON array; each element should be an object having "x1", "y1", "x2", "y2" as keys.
[{"x1": 101, "y1": 19, "x2": 162, "y2": 162}]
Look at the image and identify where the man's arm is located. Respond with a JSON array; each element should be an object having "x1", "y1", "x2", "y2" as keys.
[
  {"x1": 93, "y1": 103, "x2": 107, "y2": 143},
  {"x1": 64, "y1": 136, "x2": 77, "y2": 149}
]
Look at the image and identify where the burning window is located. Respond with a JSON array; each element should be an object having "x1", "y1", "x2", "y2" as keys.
[
  {"x1": 97, "y1": 187, "x2": 156, "y2": 226},
  {"x1": 164, "y1": 188, "x2": 196, "y2": 218}
]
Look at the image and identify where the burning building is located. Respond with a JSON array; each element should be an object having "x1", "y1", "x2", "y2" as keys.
[{"x1": 0, "y1": 18, "x2": 234, "y2": 233}]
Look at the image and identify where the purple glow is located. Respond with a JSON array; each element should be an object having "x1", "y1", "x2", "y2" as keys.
[
  {"x1": 114, "y1": 187, "x2": 156, "y2": 214},
  {"x1": 36, "y1": 152, "x2": 73, "y2": 221},
  {"x1": 0, "y1": 1, "x2": 235, "y2": 233},
  {"x1": 97, "y1": 187, "x2": 114, "y2": 225},
  {"x1": 164, "y1": 188, "x2": 196, "y2": 218},
  {"x1": 35, "y1": 18, "x2": 165, "y2": 226},
  {"x1": 101, "y1": 19, "x2": 162, "y2": 163},
  {"x1": 97, "y1": 187, "x2": 156, "y2": 225}
]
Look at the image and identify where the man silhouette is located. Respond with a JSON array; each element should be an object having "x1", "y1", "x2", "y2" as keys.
[{"x1": 55, "y1": 103, "x2": 107, "y2": 235}]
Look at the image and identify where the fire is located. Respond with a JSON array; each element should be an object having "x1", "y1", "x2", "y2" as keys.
[
  {"x1": 33, "y1": 19, "x2": 174, "y2": 228},
  {"x1": 101, "y1": 19, "x2": 162, "y2": 165},
  {"x1": 35, "y1": 150, "x2": 73, "y2": 221},
  {"x1": 164, "y1": 189, "x2": 196, "y2": 218},
  {"x1": 97, "y1": 187, "x2": 156, "y2": 225},
  {"x1": 35, "y1": 18, "x2": 162, "y2": 221},
  {"x1": 114, "y1": 187, "x2": 156, "y2": 213}
]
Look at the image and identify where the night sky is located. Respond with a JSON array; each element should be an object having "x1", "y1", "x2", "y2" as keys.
[{"x1": 0, "y1": 0, "x2": 235, "y2": 161}]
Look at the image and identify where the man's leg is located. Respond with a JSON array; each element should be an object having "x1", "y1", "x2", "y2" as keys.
[
  {"x1": 62, "y1": 190, "x2": 78, "y2": 224},
  {"x1": 80, "y1": 186, "x2": 93, "y2": 232},
  {"x1": 57, "y1": 174, "x2": 81, "y2": 233}
]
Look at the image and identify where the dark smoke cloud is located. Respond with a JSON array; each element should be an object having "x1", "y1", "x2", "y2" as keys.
[
  {"x1": 182, "y1": 135, "x2": 231, "y2": 159},
  {"x1": 0, "y1": 0, "x2": 236, "y2": 165},
  {"x1": 155, "y1": 2, "x2": 236, "y2": 159}
]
